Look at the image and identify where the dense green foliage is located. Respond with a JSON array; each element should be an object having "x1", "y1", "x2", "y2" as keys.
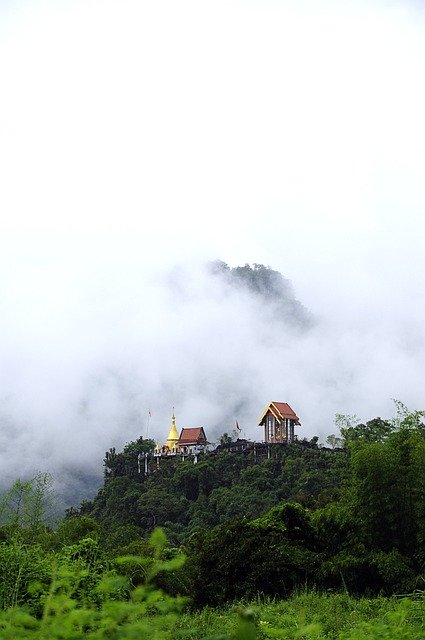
[
  {"x1": 0, "y1": 556, "x2": 423, "y2": 639},
  {"x1": 71, "y1": 409, "x2": 425, "y2": 605},
  {"x1": 0, "y1": 520, "x2": 423, "y2": 638},
  {"x1": 75, "y1": 407, "x2": 424, "y2": 606},
  {"x1": 0, "y1": 406, "x2": 423, "y2": 637},
  {"x1": 87, "y1": 438, "x2": 349, "y2": 547}
]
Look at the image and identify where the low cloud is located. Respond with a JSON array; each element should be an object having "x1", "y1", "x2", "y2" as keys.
[{"x1": 0, "y1": 255, "x2": 424, "y2": 507}]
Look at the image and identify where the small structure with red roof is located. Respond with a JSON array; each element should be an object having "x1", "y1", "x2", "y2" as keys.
[
  {"x1": 178, "y1": 427, "x2": 209, "y2": 454},
  {"x1": 258, "y1": 402, "x2": 300, "y2": 444}
]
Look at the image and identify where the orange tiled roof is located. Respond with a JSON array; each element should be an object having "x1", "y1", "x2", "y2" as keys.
[
  {"x1": 259, "y1": 402, "x2": 300, "y2": 425},
  {"x1": 178, "y1": 427, "x2": 208, "y2": 445},
  {"x1": 272, "y1": 402, "x2": 299, "y2": 421}
]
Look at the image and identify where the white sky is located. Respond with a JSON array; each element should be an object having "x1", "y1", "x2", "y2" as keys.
[{"x1": 0, "y1": 0, "x2": 424, "y2": 492}]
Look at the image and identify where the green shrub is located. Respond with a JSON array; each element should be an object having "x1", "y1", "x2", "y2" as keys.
[{"x1": 0, "y1": 540, "x2": 52, "y2": 612}]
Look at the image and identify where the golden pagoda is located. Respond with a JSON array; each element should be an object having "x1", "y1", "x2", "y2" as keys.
[{"x1": 164, "y1": 411, "x2": 179, "y2": 451}]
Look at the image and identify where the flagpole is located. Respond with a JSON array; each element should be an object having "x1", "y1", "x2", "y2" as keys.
[{"x1": 146, "y1": 410, "x2": 151, "y2": 439}]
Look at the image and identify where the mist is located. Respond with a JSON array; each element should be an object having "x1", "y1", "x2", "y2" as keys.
[
  {"x1": 1, "y1": 248, "x2": 424, "y2": 506},
  {"x1": 1, "y1": 0, "x2": 425, "y2": 506}
]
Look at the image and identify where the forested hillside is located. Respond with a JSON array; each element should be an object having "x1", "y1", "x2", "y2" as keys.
[
  {"x1": 0, "y1": 404, "x2": 423, "y2": 638},
  {"x1": 64, "y1": 402, "x2": 424, "y2": 605},
  {"x1": 83, "y1": 436, "x2": 348, "y2": 546}
]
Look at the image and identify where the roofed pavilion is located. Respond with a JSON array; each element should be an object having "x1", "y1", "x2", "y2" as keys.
[{"x1": 258, "y1": 402, "x2": 300, "y2": 444}]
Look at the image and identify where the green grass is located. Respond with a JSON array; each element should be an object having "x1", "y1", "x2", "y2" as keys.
[
  {"x1": 175, "y1": 592, "x2": 425, "y2": 639},
  {"x1": 0, "y1": 583, "x2": 423, "y2": 638}
]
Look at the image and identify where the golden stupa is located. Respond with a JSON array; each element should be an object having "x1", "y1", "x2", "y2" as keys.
[{"x1": 164, "y1": 411, "x2": 179, "y2": 450}]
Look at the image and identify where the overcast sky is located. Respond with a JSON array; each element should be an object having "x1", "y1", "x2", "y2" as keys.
[{"x1": 0, "y1": 0, "x2": 424, "y2": 496}]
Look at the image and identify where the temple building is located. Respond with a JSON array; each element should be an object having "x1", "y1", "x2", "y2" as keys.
[
  {"x1": 258, "y1": 402, "x2": 300, "y2": 444},
  {"x1": 178, "y1": 427, "x2": 209, "y2": 454},
  {"x1": 154, "y1": 413, "x2": 210, "y2": 457}
]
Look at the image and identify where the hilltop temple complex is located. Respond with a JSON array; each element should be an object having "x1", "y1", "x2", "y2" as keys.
[
  {"x1": 150, "y1": 401, "x2": 299, "y2": 461},
  {"x1": 132, "y1": 401, "x2": 301, "y2": 475}
]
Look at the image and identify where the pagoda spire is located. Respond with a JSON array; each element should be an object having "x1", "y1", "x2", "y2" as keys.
[{"x1": 165, "y1": 408, "x2": 179, "y2": 450}]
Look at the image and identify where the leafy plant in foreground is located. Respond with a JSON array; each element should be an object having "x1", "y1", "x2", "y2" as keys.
[
  {"x1": 0, "y1": 528, "x2": 186, "y2": 639},
  {"x1": 0, "y1": 527, "x2": 264, "y2": 639}
]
